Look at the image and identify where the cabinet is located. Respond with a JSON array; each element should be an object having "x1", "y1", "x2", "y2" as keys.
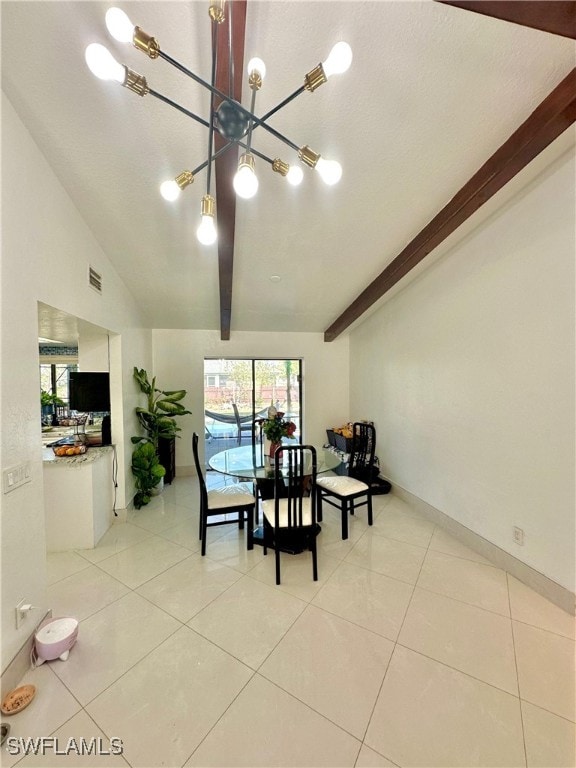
[
  {"x1": 43, "y1": 446, "x2": 114, "y2": 551},
  {"x1": 158, "y1": 437, "x2": 176, "y2": 484}
]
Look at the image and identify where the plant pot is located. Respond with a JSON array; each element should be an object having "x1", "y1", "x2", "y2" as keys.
[{"x1": 151, "y1": 477, "x2": 164, "y2": 496}]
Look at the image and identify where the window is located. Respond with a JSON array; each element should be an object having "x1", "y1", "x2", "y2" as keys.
[
  {"x1": 40, "y1": 363, "x2": 77, "y2": 405},
  {"x1": 203, "y1": 358, "x2": 303, "y2": 466}
]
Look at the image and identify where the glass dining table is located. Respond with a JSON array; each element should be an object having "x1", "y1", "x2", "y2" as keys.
[
  {"x1": 209, "y1": 442, "x2": 342, "y2": 550},
  {"x1": 208, "y1": 442, "x2": 342, "y2": 482}
]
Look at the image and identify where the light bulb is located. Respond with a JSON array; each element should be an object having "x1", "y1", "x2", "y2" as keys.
[
  {"x1": 160, "y1": 180, "x2": 181, "y2": 202},
  {"x1": 197, "y1": 215, "x2": 217, "y2": 245},
  {"x1": 233, "y1": 163, "x2": 259, "y2": 199},
  {"x1": 105, "y1": 7, "x2": 134, "y2": 43},
  {"x1": 85, "y1": 44, "x2": 125, "y2": 82},
  {"x1": 322, "y1": 41, "x2": 352, "y2": 78},
  {"x1": 315, "y1": 157, "x2": 342, "y2": 185},
  {"x1": 233, "y1": 166, "x2": 258, "y2": 199},
  {"x1": 286, "y1": 165, "x2": 303, "y2": 186},
  {"x1": 247, "y1": 57, "x2": 266, "y2": 79}
]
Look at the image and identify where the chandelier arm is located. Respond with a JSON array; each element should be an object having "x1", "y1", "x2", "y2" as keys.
[
  {"x1": 157, "y1": 50, "x2": 299, "y2": 152},
  {"x1": 158, "y1": 50, "x2": 230, "y2": 103},
  {"x1": 205, "y1": 20, "x2": 219, "y2": 195},
  {"x1": 246, "y1": 89, "x2": 257, "y2": 153},
  {"x1": 192, "y1": 140, "x2": 235, "y2": 176},
  {"x1": 145, "y1": 93, "x2": 276, "y2": 166},
  {"x1": 194, "y1": 140, "x2": 273, "y2": 178},
  {"x1": 259, "y1": 85, "x2": 306, "y2": 124},
  {"x1": 228, "y1": 0, "x2": 234, "y2": 98},
  {"x1": 148, "y1": 88, "x2": 210, "y2": 128},
  {"x1": 254, "y1": 122, "x2": 298, "y2": 152},
  {"x1": 148, "y1": 89, "x2": 277, "y2": 164}
]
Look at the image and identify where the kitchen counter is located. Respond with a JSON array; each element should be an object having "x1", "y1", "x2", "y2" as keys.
[
  {"x1": 43, "y1": 445, "x2": 112, "y2": 466},
  {"x1": 43, "y1": 445, "x2": 115, "y2": 552}
]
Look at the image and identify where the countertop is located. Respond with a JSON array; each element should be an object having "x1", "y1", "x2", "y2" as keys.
[{"x1": 43, "y1": 445, "x2": 113, "y2": 466}]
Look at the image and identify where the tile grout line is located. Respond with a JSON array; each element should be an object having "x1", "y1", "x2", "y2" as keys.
[
  {"x1": 181, "y1": 569, "x2": 318, "y2": 767},
  {"x1": 357, "y1": 512, "x2": 435, "y2": 756},
  {"x1": 184, "y1": 551, "x2": 380, "y2": 755},
  {"x1": 37, "y1": 481, "x2": 571, "y2": 766},
  {"x1": 253, "y1": 670, "x2": 366, "y2": 747},
  {"x1": 181, "y1": 668, "x2": 257, "y2": 768},
  {"x1": 508, "y1": 571, "x2": 530, "y2": 768},
  {"x1": 186, "y1": 573, "x2": 309, "y2": 673},
  {"x1": 9, "y1": 664, "x2": 86, "y2": 768},
  {"x1": 55, "y1": 620, "x2": 184, "y2": 712},
  {"x1": 407, "y1": 581, "x2": 511, "y2": 620}
]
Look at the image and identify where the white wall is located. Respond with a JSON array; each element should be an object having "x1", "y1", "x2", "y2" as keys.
[
  {"x1": 77, "y1": 325, "x2": 110, "y2": 372},
  {"x1": 152, "y1": 330, "x2": 350, "y2": 470},
  {"x1": 349, "y1": 147, "x2": 575, "y2": 592},
  {"x1": 1, "y1": 93, "x2": 151, "y2": 670}
]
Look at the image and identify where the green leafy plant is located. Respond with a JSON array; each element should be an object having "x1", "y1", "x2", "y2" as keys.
[
  {"x1": 131, "y1": 439, "x2": 166, "y2": 509},
  {"x1": 41, "y1": 390, "x2": 65, "y2": 408},
  {"x1": 131, "y1": 367, "x2": 191, "y2": 509},
  {"x1": 132, "y1": 367, "x2": 191, "y2": 450},
  {"x1": 261, "y1": 412, "x2": 296, "y2": 443}
]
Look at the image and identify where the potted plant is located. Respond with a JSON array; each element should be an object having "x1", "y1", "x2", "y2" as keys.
[
  {"x1": 41, "y1": 390, "x2": 66, "y2": 425},
  {"x1": 131, "y1": 367, "x2": 191, "y2": 508},
  {"x1": 261, "y1": 412, "x2": 297, "y2": 458},
  {"x1": 131, "y1": 439, "x2": 167, "y2": 509},
  {"x1": 41, "y1": 389, "x2": 65, "y2": 409}
]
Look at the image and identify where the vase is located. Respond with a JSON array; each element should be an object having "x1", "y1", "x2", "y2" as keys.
[{"x1": 269, "y1": 442, "x2": 283, "y2": 461}]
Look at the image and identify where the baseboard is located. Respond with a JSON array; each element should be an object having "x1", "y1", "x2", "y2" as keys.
[
  {"x1": 176, "y1": 465, "x2": 195, "y2": 477},
  {"x1": 1, "y1": 610, "x2": 51, "y2": 698},
  {"x1": 389, "y1": 482, "x2": 575, "y2": 616}
]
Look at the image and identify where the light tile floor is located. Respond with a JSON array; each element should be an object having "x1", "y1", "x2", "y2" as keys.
[{"x1": 3, "y1": 476, "x2": 575, "y2": 768}]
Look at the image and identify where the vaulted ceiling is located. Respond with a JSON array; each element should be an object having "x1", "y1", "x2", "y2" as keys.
[{"x1": 2, "y1": 1, "x2": 575, "y2": 340}]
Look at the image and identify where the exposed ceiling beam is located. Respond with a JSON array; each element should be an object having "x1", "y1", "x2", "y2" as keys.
[
  {"x1": 324, "y1": 68, "x2": 576, "y2": 342},
  {"x1": 437, "y1": 1, "x2": 576, "y2": 40},
  {"x1": 213, "y1": 0, "x2": 247, "y2": 341}
]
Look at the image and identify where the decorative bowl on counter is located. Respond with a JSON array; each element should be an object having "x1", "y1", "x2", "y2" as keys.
[{"x1": 52, "y1": 444, "x2": 87, "y2": 457}]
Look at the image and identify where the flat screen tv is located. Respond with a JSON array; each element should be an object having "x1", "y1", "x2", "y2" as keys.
[{"x1": 69, "y1": 372, "x2": 110, "y2": 412}]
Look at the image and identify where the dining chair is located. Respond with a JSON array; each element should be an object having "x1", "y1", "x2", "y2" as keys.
[
  {"x1": 250, "y1": 418, "x2": 265, "y2": 460},
  {"x1": 232, "y1": 403, "x2": 253, "y2": 445},
  {"x1": 192, "y1": 433, "x2": 256, "y2": 556},
  {"x1": 316, "y1": 422, "x2": 376, "y2": 540},
  {"x1": 262, "y1": 444, "x2": 319, "y2": 585}
]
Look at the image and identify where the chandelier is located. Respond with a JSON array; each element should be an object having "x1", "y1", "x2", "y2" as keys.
[{"x1": 85, "y1": 2, "x2": 352, "y2": 246}]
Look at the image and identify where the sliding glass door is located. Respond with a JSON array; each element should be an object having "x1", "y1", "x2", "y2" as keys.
[{"x1": 204, "y1": 358, "x2": 302, "y2": 466}]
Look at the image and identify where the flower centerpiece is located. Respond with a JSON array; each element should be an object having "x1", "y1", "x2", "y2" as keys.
[{"x1": 261, "y1": 412, "x2": 297, "y2": 458}]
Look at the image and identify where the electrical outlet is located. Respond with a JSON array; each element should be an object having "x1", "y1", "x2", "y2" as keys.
[
  {"x1": 513, "y1": 526, "x2": 524, "y2": 546},
  {"x1": 15, "y1": 599, "x2": 27, "y2": 629}
]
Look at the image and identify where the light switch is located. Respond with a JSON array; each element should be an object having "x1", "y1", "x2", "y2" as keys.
[{"x1": 3, "y1": 463, "x2": 32, "y2": 494}]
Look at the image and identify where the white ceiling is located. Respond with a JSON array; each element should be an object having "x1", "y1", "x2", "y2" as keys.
[
  {"x1": 37, "y1": 301, "x2": 111, "y2": 347},
  {"x1": 2, "y1": 1, "x2": 575, "y2": 336}
]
